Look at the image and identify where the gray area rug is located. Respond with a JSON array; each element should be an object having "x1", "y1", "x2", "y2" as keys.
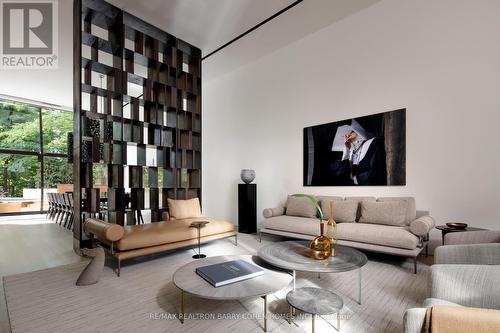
[{"x1": 3, "y1": 234, "x2": 427, "y2": 333}]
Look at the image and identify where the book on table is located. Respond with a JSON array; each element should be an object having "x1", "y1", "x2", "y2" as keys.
[{"x1": 195, "y1": 259, "x2": 264, "y2": 287}]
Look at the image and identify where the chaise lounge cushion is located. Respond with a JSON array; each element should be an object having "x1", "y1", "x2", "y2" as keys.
[
  {"x1": 167, "y1": 198, "x2": 202, "y2": 220},
  {"x1": 115, "y1": 218, "x2": 235, "y2": 251},
  {"x1": 336, "y1": 223, "x2": 420, "y2": 250}
]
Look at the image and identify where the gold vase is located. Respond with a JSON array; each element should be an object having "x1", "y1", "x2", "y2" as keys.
[
  {"x1": 325, "y1": 201, "x2": 337, "y2": 257},
  {"x1": 310, "y1": 223, "x2": 332, "y2": 260}
]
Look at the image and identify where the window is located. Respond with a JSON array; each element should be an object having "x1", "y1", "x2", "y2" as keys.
[
  {"x1": 0, "y1": 101, "x2": 39, "y2": 152},
  {"x1": 0, "y1": 98, "x2": 73, "y2": 214},
  {"x1": 42, "y1": 109, "x2": 72, "y2": 154}
]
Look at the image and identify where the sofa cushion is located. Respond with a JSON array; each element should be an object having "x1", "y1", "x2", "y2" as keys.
[
  {"x1": 319, "y1": 199, "x2": 358, "y2": 223},
  {"x1": 115, "y1": 218, "x2": 235, "y2": 251},
  {"x1": 285, "y1": 195, "x2": 317, "y2": 218},
  {"x1": 377, "y1": 197, "x2": 416, "y2": 224},
  {"x1": 262, "y1": 215, "x2": 320, "y2": 236},
  {"x1": 345, "y1": 196, "x2": 376, "y2": 221},
  {"x1": 337, "y1": 223, "x2": 419, "y2": 250},
  {"x1": 263, "y1": 207, "x2": 285, "y2": 218},
  {"x1": 167, "y1": 198, "x2": 202, "y2": 219},
  {"x1": 409, "y1": 215, "x2": 435, "y2": 236},
  {"x1": 359, "y1": 200, "x2": 408, "y2": 226}
]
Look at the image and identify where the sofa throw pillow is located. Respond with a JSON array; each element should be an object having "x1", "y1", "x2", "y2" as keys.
[
  {"x1": 358, "y1": 200, "x2": 407, "y2": 226},
  {"x1": 167, "y1": 198, "x2": 202, "y2": 220},
  {"x1": 377, "y1": 197, "x2": 416, "y2": 224},
  {"x1": 285, "y1": 196, "x2": 317, "y2": 218},
  {"x1": 320, "y1": 200, "x2": 358, "y2": 223}
]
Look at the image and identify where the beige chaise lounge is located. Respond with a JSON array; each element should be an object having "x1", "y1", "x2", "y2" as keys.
[
  {"x1": 84, "y1": 217, "x2": 236, "y2": 276},
  {"x1": 261, "y1": 196, "x2": 435, "y2": 273}
]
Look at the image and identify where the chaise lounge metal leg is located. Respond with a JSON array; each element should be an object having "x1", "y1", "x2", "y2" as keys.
[
  {"x1": 259, "y1": 231, "x2": 262, "y2": 243},
  {"x1": 116, "y1": 258, "x2": 121, "y2": 277},
  {"x1": 414, "y1": 256, "x2": 417, "y2": 274},
  {"x1": 235, "y1": 234, "x2": 238, "y2": 246}
]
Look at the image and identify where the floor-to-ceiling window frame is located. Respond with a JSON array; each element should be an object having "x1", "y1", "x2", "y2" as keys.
[{"x1": 0, "y1": 95, "x2": 72, "y2": 215}]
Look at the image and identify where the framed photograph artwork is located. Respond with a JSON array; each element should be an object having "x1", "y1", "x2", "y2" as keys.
[{"x1": 303, "y1": 109, "x2": 406, "y2": 186}]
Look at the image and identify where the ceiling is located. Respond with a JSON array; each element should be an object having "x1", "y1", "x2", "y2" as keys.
[
  {"x1": 106, "y1": 0, "x2": 381, "y2": 79},
  {"x1": 107, "y1": 0, "x2": 296, "y2": 56}
]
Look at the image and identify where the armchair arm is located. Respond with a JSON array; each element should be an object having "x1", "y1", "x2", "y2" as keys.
[
  {"x1": 263, "y1": 207, "x2": 285, "y2": 218},
  {"x1": 403, "y1": 308, "x2": 426, "y2": 333},
  {"x1": 409, "y1": 215, "x2": 435, "y2": 236},
  {"x1": 83, "y1": 218, "x2": 124, "y2": 243},
  {"x1": 435, "y1": 243, "x2": 500, "y2": 265},
  {"x1": 444, "y1": 230, "x2": 500, "y2": 245},
  {"x1": 430, "y1": 264, "x2": 500, "y2": 309}
]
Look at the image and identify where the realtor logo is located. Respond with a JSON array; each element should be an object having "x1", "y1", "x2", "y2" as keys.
[{"x1": 1, "y1": 0, "x2": 58, "y2": 68}]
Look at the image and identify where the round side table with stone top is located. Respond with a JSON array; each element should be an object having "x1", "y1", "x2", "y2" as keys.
[
  {"x1": 287, "y1": 287, "x2": 343, "y2": 333},
  {"x1": 258, "y1": 240, "x2": 368, "y2": 304}
]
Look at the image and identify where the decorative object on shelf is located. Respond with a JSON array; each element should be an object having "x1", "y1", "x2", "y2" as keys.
[
  {"x1": 292, "y1": 194, "x2": 332, "y2": 259},
  {"x1": 76, "y1": 247, "x2": 105, "y2": 286},
  {"x1": 240, "y1": 169, "x2": 256, "y2": 184},
  {"x1": 325, "y1": 201, "x2": 337, "y2": 257},
  {"x1": 446, "y1": 222, "x2": 468, "y2": 229}
]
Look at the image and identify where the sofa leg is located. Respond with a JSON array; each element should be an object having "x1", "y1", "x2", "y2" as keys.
[
  {"x1": 413, "y1": 257, "x2": 417, "y2": 274},
  {"x1": 117, "y1": 259, "x2": 121, "y2": 277},
  {"x1": 425, "y1": 244, "x2": 429, "y2": 257}
]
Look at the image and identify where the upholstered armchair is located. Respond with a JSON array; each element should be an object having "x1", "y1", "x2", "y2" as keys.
[{"x1": 403, "y1": 230, "x2": 500, "y2": 333}]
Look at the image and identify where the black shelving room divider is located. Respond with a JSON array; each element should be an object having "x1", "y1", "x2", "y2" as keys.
[{"x1": 73, "y1": 0, "x2": 202, "y2": 249}]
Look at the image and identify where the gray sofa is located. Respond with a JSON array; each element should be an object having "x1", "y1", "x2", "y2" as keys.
[
  {"x1": 404, "y1": 231, "x2": 500, "y2": 333},
  {"x1": 260, "y1": 196, "x2": 435, "y2": 273}
]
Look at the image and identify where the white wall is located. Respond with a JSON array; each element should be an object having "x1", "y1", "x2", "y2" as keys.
[
  {"x1": 0, "y1": 0, "x2": 73, "y2": 107},
  {"x1": 202, "y1": 0, "x2": 500, "y2": 245}
]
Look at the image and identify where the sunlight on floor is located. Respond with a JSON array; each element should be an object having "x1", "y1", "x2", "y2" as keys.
[{"x1": 0, "y1": 214, "x2": 53, "y2": 225}]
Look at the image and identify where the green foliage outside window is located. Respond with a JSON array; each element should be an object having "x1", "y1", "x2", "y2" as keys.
[{"x1": 0, "y1": 100, "x2": 73, "y2": 198}]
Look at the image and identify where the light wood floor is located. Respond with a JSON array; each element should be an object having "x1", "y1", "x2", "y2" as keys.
[
  {"x1": 0, "y1": 215, "x2": 83, "y2": 333},
  {"x1": 0, "y1": 216, "x2": 433, "y2": 333}
]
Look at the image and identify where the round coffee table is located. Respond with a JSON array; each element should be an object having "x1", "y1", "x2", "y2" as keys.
[
  {"x1": 287, "y1": 287, "x2": 343, "y2": 333},
  {"x1": 173, "y1": 254, "x2": 293, "y2": 332},
  {"x1": 258, "y1": 240, "x2": 367, "y2": 304}
]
